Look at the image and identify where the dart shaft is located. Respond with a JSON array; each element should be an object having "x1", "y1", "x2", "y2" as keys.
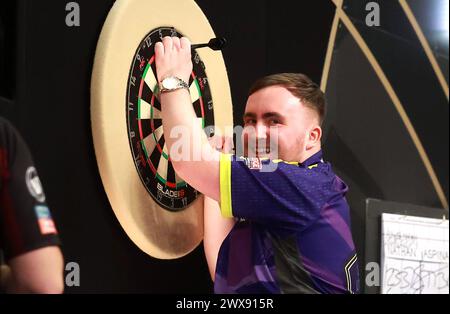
[
  {"x1": 191, "y1": 37, "x2": 227, "y2": 51},
  {"x1": 191, "y1": 43, "x2": 209, "y2": 49}
]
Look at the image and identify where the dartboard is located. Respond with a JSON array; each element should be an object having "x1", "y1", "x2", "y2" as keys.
[
  {"x1": 91, "y1": 0, "x2": 233, "y2": 259},
  {"x1": 126, "y1": 27, "x2": 214, "y2": 212}
]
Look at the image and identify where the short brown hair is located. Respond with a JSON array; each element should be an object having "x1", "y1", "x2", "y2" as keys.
[{"x1": 248, "y1": 73, "x2": 326, "y2": 124}]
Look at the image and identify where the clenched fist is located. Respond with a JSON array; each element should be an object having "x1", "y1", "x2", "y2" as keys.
[{"x1": 154, "y1": 36, "x2": 193, "y2": 85}]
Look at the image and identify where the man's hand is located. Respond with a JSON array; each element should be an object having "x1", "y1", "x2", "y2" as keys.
[{"x1": 155, "y1": 36, "x2": 193, "y2": 84}]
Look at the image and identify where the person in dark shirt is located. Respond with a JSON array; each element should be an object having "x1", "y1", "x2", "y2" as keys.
[{"x1": 0, "y1": 117, "x2": 63, "y2": 293}]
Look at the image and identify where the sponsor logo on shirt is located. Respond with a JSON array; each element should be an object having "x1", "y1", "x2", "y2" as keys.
[
  {"x1": 34, "y1": 205, "x2": 57, "y2": 235},
  {"x1": 25, "y1": 166, "x2": 46, "y2": 203},
  {"x1": 243, "y1": 157, "x2": 262, "y2": 170}
]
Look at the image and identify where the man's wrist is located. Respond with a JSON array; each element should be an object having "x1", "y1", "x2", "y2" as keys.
[{"x1": 159, "y1": 76, "x2": 189, "y2": 94}]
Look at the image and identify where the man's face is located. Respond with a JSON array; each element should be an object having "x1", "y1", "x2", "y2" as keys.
[{"x1": 241, "y1": 85, "x2": 319, "y2": 162}]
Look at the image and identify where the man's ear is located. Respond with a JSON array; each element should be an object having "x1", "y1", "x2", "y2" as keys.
[{"x1": 306, "y1": 125, "x2": 322, "y2": 150}]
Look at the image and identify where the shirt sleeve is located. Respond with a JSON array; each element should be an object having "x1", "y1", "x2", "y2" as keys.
[
  {"x1": 0, "y1": 118, "x2": 60, "y2": 261},
  {"x1": 219, "y1": 153, "x2": 330, "y2": 231}
]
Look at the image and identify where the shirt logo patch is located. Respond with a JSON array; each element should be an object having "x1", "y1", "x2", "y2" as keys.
[
  {"x1": 25, "y1": 166, "x2": 46, "y2": 203},
  {"x1": 34, "y1": 205, "x2": 57, "y2": 235},
  {"x1": 244, "y1": 157, "x2": 262, "y2": 170}
]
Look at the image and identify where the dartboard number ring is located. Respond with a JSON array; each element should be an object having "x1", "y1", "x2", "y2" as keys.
[{"x1": 126, "y1": 27, "x2": 214, "y2": 212}]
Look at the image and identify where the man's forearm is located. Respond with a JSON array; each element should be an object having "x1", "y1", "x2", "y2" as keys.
[
  {"x1": 160, "y1": 88, "x2": 220, "y2": 200},
  {"x1": 160, "y1": 89, "x2": 209, "y2": 163}
]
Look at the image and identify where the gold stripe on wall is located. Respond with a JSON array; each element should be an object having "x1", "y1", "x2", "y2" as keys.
[
  {"x1": 320, "y1": 0, "x2": 342, "y2": 91},
  {"x1": 330, "y1": 0, "x2": 448, "y2": 209},
  {"x1": 399, "y1": 0, "x2": 449, "y2": 100}
]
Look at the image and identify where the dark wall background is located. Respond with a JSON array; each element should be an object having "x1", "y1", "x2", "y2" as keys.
[{"x1": 0, "y1": 0, "x2": 448, "y2": 293}]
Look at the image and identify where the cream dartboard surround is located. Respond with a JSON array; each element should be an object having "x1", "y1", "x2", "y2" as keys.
[{"x1": 91, "y1": 0, "x2": 233, "y2": 259}]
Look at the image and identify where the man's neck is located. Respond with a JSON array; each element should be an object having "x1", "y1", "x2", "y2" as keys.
[{"x1": 298, "y1": 145, "x2": 321, "y2": 164}]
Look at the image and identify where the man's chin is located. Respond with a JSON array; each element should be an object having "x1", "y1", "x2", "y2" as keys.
[
  {"x1": 245, "y1": 151, "x2": 273, "y2": 159},
  {"x1": 257, "y1": 153, "x2": 271, "y2": 159}
]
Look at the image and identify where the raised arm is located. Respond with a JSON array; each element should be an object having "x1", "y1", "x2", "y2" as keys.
[{"x1": 155, "y1": 36, "x2": 220, "y2": 201}]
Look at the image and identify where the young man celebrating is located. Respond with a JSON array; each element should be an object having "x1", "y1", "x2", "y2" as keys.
[{"x1": 155, "y1": 36, "x2": 359, "y2": 294}]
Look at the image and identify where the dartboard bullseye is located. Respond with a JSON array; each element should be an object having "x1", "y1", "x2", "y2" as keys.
[{"x1": 126, "y1": 27, "x2": 214, "y2": 211}]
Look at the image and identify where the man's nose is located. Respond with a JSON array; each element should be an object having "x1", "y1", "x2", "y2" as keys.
[{"x1": 255, "y1": 123, "x2": 267, "y2": 139}]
